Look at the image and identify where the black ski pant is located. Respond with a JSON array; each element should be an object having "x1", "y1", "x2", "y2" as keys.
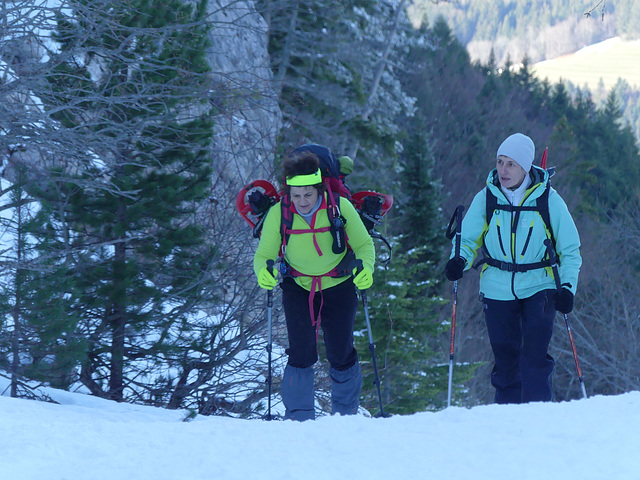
[
  {"x1": 280, "y1": 277, "x2": 361, "y2": 420},
  {"x1": 482, "y1": 290, "x2": 556, "y2": 404},
  {"x1": 281, "y1": 277, "x2": 359, "y2": 370}
]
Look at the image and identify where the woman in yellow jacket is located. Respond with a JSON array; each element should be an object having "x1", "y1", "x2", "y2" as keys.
[{"x1": 254, "y1": 146, "x2": 375, "y2": 421}]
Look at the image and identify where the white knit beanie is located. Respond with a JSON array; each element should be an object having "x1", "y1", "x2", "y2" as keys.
[{"x1": 497, "y1": 133, "x2": 535, "y2": 172}]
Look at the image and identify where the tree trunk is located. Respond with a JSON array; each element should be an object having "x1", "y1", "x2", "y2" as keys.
[
  {"x1": 108, "y1": 302, "x2": 126, "y2": 402},
  {"x1": 108, "y1": 200, "x2": 128, "y2": 402},
  {"x1": 273, "y1": 0, "x2": 299, "y2": 98},
  {"x1": 10, "y1": 192, "x2": 25, "y2": 398}
]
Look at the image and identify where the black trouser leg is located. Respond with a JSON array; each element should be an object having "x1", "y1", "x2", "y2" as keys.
[
  {"x1": 483, "y1": 290, "x2": 555, "y2": 404},
  {"x1": 520, "y1": 290, "x2": 555, "y2": 402},
  {"x1": 280, "y1": 278, "x2": 360, "y2": 417}
]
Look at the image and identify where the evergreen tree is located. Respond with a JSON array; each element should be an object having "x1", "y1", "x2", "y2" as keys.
[
  {"x1": 38, "y1": 0, "x2": 215, "y2": 402},
  {"x1": 0, "y1": 172, "x2": 35, "y2": 397},
  {"x1": 0, "y1": 166, "x2": 83, "y2": 395},
  {"x1": 357, "y1": 129, "x2": 458, "y2": 415}
]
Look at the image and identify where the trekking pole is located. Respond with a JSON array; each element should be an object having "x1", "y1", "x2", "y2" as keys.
[
  {"x1": 445, "y1": 205, "x2": 465, "y2": 408},
  {"x1": 355, "y1": 260, "x2": 386, "y2": 418},
  {"x1": 264, "y1": 259, "x2": 275, "y2": 420},
  {"x1": 544, "y1": 239, "x2": 588, "y2": 399}
]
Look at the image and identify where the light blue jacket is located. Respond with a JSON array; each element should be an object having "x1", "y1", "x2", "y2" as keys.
[{"x1": 453, "y1": 166, "x2": 581, "y2": 301}]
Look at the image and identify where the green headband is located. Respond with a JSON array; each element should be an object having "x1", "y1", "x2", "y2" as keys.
[{"x1": 286, "y1": 168, "x2": 322, "y2": 186}]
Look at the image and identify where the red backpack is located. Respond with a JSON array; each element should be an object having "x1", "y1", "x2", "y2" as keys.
[{"x1": 236, "y1": 144, "x2": 393, "y2": 262}]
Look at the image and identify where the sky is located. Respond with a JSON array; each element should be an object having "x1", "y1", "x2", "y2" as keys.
[{"x1": 1, "y1": 376, "x2": 639, "y2": 480}]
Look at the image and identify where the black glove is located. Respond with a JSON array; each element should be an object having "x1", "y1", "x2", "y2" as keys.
[
  {"x1": 444, "y1": 257, "x2": 466, "y2": 281},
  {"x1": 554, "y1": 288, "x2": 574, "y2": 314}
]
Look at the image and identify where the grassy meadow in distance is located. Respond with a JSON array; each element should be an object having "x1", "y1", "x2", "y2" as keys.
[{"x1": 532, "y1": 37, "x2": 640, "y2": 91}]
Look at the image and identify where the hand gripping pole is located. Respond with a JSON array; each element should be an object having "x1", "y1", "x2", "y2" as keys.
[{"x1": 445, "y1": 205, "x2": 465, "y2": 407}]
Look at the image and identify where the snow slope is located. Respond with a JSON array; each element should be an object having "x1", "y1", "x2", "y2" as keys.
[{"x1": 1, "y1": 378, "x2": 639, "y2": 480}]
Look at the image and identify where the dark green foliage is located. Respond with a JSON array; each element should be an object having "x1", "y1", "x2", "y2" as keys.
[
  {"x1": 357, "y1": 130, "x2": 455, "y2": 415},
  {"x1": 19, "y1": 266, "x2": 86, "y2": 390},
  {"x1": 545, "y1": 87, "x2": 640, "y2": 216},
  {"x1": 0, "y1": 169, "x2": 86, "y2": 393},
  {"x1": 357, "y1": 243, "x2": 449, "y2": 415},
  {"x1": 398, "y1": 126, "x2": 444, "y2": 255},
  {"x1": 257, "y1": 0, "x2": 417, "y2": 176},
  {"x1": 35, "y1": 0, "x2": 215, "y2": 402}
]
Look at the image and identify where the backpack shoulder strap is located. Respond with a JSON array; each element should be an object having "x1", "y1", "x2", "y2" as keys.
[
  {"x1": 536, "y1": 183, "x2": 555, "y2": 249},
  {"x1": 485, "y1": 183, "x2": 555, "y2": 247},
  {"x1": 279, "y1": 191, "x2": 341, "y2": 255},
  {"x1": 325, "y1": 185, "x2": 339, "y2": 221},
  {"x1": 485, "y1": 187, "x2": 497, "y2": 226},
  {"x1": 280, "y1": 194, "x2": 293, "y2": 256}
]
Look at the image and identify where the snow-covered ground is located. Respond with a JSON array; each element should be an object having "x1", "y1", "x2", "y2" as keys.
[{"x1": 1, "y1": 377, "x2": 638, "y2": 480}]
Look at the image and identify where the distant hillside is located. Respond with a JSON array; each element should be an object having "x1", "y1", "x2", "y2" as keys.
[
  {"x1": 407, "y1": 0, "x2": 637, "y2": 65},
  {"x1": 407, "y1": 0, "x2": 640, "y2": 145},
  {"x1": 531, "y1": 36, "x2": 640, "y2": 145},
  {"x1": 532, "y1": 37, "x2": 640, "y2": 91}
]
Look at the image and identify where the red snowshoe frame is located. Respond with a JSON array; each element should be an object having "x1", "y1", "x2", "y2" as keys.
[
  {"x1": 237, "y1": 180, "x2": 394, "y2": 265},
  {"x1": 351, "y1": 191, "x2": 394, "y2": 220},
  {"x1": 237, "y1": 181, "x2": 393, "y2": 232},
  {"x1": 236, "y1": 180, "x2": 280, "y2": 230}
]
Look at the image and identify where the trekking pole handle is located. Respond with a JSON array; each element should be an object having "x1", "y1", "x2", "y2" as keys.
[
  {"x1": 352, "y1": 259, "x2": 370, "y2": 306},
  {"x1": 446, "y1": 205, "x2": 465, "y2": 258},
  {"x1": 454, "y1": 205, "x2": 464, "y2": 259},
  {"x1": 266, "y1": 260, "x2": 275, "y2": 307},
  {"x1": 544, "y1": 239, "x2": 562, "y2": 292},
  {"x1": 354, "y1": 258, "x2": 363, "y2": 275}
]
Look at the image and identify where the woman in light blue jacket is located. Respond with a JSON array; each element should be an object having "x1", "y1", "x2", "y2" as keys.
[{"x1": 444, "y1": 133, "x2": 582, "y2": 403}]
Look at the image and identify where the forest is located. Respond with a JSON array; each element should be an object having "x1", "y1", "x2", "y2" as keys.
[
  {"x1": 409, "y1": 0, "x2": 640, "y2": 65},
  {"x1": 1, "y1": 0, "x2": 640, "y2": 418},
  {"x1": 411, "y1": 0, "x2": 640, "y2": 152}
]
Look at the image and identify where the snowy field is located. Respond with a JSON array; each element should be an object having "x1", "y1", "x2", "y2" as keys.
[{"x1": 1, "y1": 377, "x2": 639, "y2": 480}]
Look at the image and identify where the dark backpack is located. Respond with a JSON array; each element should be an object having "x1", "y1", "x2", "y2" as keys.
[
  {"x1": 236, "y1": 144, "x2": 393, "y2": 265},
  {"x1": 476, "y1": 181, "x2": 556, "y2": 273},
  {"x1": 280, "y1": 144, "x2": 351, "y2": 257}
]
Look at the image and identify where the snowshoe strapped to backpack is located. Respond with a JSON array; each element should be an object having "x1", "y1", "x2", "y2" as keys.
[
  {"x1": 236, "y1": 143, "x2": 394, "y2": 263},
  {"x1": 236, "y1": 180, "x2": 280, "y2": 239}
]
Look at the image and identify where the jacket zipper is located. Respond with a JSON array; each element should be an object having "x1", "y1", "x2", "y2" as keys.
[{"x1": 520, "y1": 222, "x2": 534, "y2": 256}]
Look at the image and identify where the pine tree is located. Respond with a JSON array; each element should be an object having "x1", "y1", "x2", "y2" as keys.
[
  {"x1": 0, "y1": 171, "x2": 35, "y2": 396},
  {"x1": 37, "y1": 0, "x2": 215, "y2": 402},
  {"x1": 357, "y1": 129, "x2": 451, "y2": 415}
]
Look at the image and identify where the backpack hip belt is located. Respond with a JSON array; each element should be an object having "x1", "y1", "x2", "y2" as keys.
[
  {"x1": 280, "y1": 250, "x2": 355, "y2": 280},
  {"x1": 474, "y1": 256, "x2": 552, "y2": 273}
]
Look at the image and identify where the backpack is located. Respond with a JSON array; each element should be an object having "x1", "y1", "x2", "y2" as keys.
[
  {"x1": 280, "y1": 144, "x2": 350, "y2": 257},
  {"x1": 236, "y1": 144, "x2": 393, "y2": 263},
  {"x1": 476, "y1": 168, "x2": 556, "y2": 273}
]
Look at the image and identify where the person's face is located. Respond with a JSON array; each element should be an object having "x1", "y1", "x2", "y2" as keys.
[
  {"x1": 290, "y1": 186, "x2": 319, "y2": 214},
  {"x1": 496, "y1": 155, "x2": 527, "y2": 189}
]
